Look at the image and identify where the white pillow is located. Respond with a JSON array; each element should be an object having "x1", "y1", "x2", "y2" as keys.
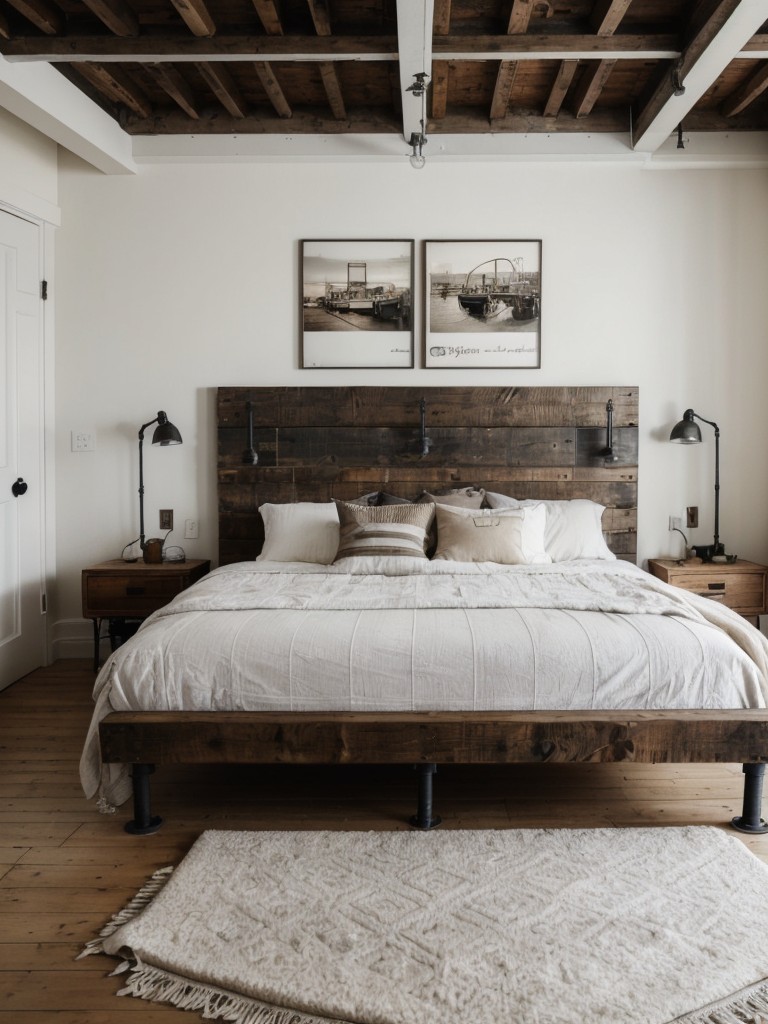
[
  {"x1": 432, "y1": 504, "x2": 551, "y2": 564},
  {"x1": 484, "y1": 495, "x2": 615, "y2": 561},
  {"x1": 258, "y1": 502, "x2": 339, "y2": 564}
]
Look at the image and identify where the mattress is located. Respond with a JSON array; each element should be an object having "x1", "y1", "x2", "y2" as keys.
[{"x1": 80, "y1": 558, "x2": 768, "y2": 806}]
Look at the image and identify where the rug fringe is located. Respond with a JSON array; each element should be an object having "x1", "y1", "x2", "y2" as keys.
[
  {"x1": 671, "y1": 979, "x2": 768, "y2": 1024},
  {"x1": 76, "y1": 865, "x2": 174, "y2": 959},
  {"x1": 116, "y1": 961, "x2": 353, "y2": 1024}
]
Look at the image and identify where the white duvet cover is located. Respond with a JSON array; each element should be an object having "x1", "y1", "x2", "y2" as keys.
[{"x1": 80, "y1": 558, "x2": 768, "y2": 807}]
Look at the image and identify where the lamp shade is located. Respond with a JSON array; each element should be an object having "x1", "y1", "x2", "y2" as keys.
[
  {"x1": 152, "y1": 411, "x2": 182, "y2": 446},
  {"x1": 670, "y1": 409, "x2": 702, "y2": 444}
]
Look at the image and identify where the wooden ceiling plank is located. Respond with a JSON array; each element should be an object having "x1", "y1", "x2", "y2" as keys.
[
  {"x1": 430, "y1": 59, "x2": 449, "y2": 118},
  {"x1": 508, "y1": 0, "x2": 534, "y2": 35},
  {"x1": 490, "y1": 60, "x2": 518, "y2": 120},
  {"x1": 721, "y1": 60, "x2": 768, "y2": 115},
  {"x1": 124, "y1": 107, "x2": 401, "y2": 134},
  {"x1": 632, "y1": 0, "x2": 768, "y2": 152},
  {"x1": 0, "y1": 9, "x2": 10, "y2": 39},
  {"x1": 571, "y1": 58, "x2": 616, "y2": 117},
  {"x1": 590, "y1": 0, "x2": 632, "y2": 37},
  {"x1": 306, "y1": 0, "x2": 331, "y2": 36},
  {"x1": 74, "y1": 61, "x2": 151, "y2": 117},
  {"x1": 170, "y1": 0, "x2": 216, "y2": 38},
  {"x1": 433, "y1": 0, "x2": 450, "y2": 36},
  {"x1": 3, "y1": 0, "x2": 64, "y2": 36},
  {"x1": 194, "y1": 61, "x2": 246, "y2": 117},
  {"x1": 318, "y1": 61, "x2": 346, "y2": 119},
  {"x1": 81, "y1": 0, "x2": 138, "y2": 37},
  {"x1": 252, "y1": 0, "x2": 282, "y2": 35},
  {"x1": 254, "y1": 60, "x2": 291, "y2": 117},
  {"x1": 543, "y1": 59, "x2": 578, "y2": 117},
  {"x1": 149, "y1": 63, "x2": 200, "y2": 119}
]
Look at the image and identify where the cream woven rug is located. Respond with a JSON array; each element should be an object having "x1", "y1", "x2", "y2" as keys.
[{"x1": 82, "y1": 827, "x2": 768, "y2": 1024}]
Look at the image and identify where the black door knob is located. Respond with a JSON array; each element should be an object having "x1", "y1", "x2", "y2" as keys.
[{"x1": 11, "y1": 478, "x2": 27, "y2": 497}]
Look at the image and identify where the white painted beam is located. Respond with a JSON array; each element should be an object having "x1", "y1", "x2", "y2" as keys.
[
  {"x1": 0, "y1": 54, "x2": 136, "y2": 174},
  {"x1": 397, "y1": 0, "x2": 434, "y2": 144},
  {"x1": 633, "y1": 0, "x2": 768, "y2": 153}
]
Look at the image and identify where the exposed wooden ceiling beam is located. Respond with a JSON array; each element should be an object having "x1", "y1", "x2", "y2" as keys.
[
  {"x1": 307, "y1": 0, "x2": 331, "y2": 37},
  {"x1": 0, "y1": 10, "x2": 10, "y2": 40},
  {"x1": 318, "y1": 61, "x2": 346, "y2": 119},
  {"x1": 81, "y1": 0, "x2": 139, "y2": 37},
  {"x1": 543, "y1": 59, "x2": 578, "y2": 117},
  {"x1": 148, "y1": 63, "x2": 200, "y2": 118},
  {"x1": 632, "y1": 0, "x2": 768, "y2": 152},
  {"x1": 721, "y1": 60, "x2": 768, "y2": 115},
  {"x1": 254, "y1": 60, "x2": 291, "y2": 116},
  {"x1": 123, "y1": 107, "x2": 400, "y2": 134},
  {"x1": 194, "y1": 61, "x2": 246, "y2": 116},
  {"x1": 252, "y1": 0, "x2": 282, "y2": 35},
  {"x1": 170, "y1": 0, "x2": 217, "y2": 38},
  {"x1": 590, "y1": 0, "x2": 632, "y2": 37},
  {"x1": 74, "y1": 61, "x2": 151, "y2": 117},
  {"x1": 0, "y1": 33, "x2": 681, "y2": 63},
  {"x1": 430, "y1": 59, "x2": 449, "y2": 118},
  {"x1": 3, "y1": 0, "x2": 64, "y2": 36},
  {"x1": 572, "y1": 59, "x2": 615, "y2": 117},
  {"x1": 490, "y1": 60, "x2": 518, "y2": 120},
  {"x1": 433, "y1": 0, "x2": 450, "y2": 36},
  {"x1": 508, "y1": 0, "x2": 534, "y2": 34},
  {"x1": 0, "y1": 35, "x2": 398, "y2": 61}
]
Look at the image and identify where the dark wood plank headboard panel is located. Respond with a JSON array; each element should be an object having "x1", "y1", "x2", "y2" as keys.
[{"x1": 217, "y1": 386, "x2": 639, "y2": 565}]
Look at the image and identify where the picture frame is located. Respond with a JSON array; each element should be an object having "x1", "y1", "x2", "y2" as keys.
[
  {"x1": 300, "y1": 239, "x2": 414, "y2": 368},
  {"x1": 424, "y1": 240, "x2": 542, "y2": 369}
]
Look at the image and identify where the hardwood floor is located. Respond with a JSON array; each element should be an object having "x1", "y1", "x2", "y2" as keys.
[{"x1": 2, "y1": 659, "x2": 767, "y2": 1020}]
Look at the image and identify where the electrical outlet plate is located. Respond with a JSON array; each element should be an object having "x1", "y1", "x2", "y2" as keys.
[
  {"x1": 71, "y1": 430, "x2": 95, "y2": 452},
  {"x1": 184, "y1": 518, "x2": 199, "y2": 539},
  {"x1": 668, "y1": 515, "x2": 682, "y2": 531},
  {"x1": 686, "y1": 506, "x2": 699, "y2": 528},
  {"x1": 159, "y1": 509, "x2": 173, "y2": 531}
]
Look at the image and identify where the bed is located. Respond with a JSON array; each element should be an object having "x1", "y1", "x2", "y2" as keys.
[{"x1": 82, "y1": 386, "x2": 768, "y2": 835}]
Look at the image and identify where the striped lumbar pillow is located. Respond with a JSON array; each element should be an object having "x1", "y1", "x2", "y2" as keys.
[{"x1": 333, "y1": 499, "x2": 435, "y2": 560}]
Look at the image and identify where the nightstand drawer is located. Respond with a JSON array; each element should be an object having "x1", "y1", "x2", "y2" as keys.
[
  {"x1": 665, "y1": 572, "x2": 763, "y2": 612},
  {"x1": 84, "y1": 575, "x2": 187, "y2": 616}
]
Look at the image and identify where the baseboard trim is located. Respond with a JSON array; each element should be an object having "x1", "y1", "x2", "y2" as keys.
[{"x1": 50, "y1": 617, "x2": 105, "y2": 661}]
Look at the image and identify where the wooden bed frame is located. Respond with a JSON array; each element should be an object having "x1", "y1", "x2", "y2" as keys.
[{"x1": 98, "y1": 386, "x2": 768, "y2": 834}]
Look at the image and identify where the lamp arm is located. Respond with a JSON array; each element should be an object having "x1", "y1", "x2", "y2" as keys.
[
  {"x1": 137, "y1": 414, "x2": 160, "y2": 550},
  {"x1": 689, "y1": 410, "x2": 721, "y2": 550}
]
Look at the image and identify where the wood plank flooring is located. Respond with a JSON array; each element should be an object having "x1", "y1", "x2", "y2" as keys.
[{"x1": 2, "y1": 659, "x2": 767, "y2": 1020}]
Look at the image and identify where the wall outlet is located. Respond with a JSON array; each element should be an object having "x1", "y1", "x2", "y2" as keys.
[
  {"x1": 184, "y1": 518, "x2": 199, "y2": 539},
  {"x1": 668, "y1": 515, "x2": 682, "y2": 531},
  {"x1": 686, "y1": 506, "x2": 699, "y2": 528},
  {"x1": 71, "y1": 430, "x2": 95, "y2": 452},
  {"x1": 159, "y1": 509, "x2": 173, "y2": 531}
]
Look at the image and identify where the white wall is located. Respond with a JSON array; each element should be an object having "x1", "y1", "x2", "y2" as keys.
[
  {"x1": 0, "y1": 106, "x2": 58, "y2": 220},
  {"x1": 53, "y1": 152, "x2": 768, "y2": 652}
]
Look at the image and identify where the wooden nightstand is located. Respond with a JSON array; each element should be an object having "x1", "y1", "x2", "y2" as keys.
[
  {"x1": 82, "y1": 558, "x2": 211, "y2": 670},
  {"x1": 647, "y1": 558, "x2": 768, "y2": 624}
]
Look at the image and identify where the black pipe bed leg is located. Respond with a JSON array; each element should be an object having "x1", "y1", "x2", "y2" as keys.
[
  {"x1": 731, "y1": 762, "x2": 768, "y2": 834},
  {"x1": 409, "y1": 763, "x2": 442, "y2": 830},
  {"x1": 125, "y1": 763, "x2": 163, "y2": 835}
]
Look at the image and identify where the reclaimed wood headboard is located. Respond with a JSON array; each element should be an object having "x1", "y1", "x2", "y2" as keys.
[{"x1": 217, "y1": 386, "x2": 639, "y2": 565}]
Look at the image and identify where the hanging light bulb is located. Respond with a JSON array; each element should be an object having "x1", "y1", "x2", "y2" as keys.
[{"x1": 409, "y1": 131, "x2": 427, "y2": 169}]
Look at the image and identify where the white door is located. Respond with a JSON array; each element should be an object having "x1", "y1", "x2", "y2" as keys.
[{"x1": 0, "y1": 208, "x2": 45, "y2": 690}]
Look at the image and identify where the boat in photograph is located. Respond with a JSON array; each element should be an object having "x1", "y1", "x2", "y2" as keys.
[
  {"x1": 456, "y1": 258, "x2": 540, "y2": 321},
  {"x1": 324, "y1": 261, "x2": 407, "y2": 320}
]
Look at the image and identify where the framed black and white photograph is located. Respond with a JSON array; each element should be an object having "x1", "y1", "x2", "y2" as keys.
[
  {"x1": 300, "y1": 239, "x2": 414, "y2": 368},
  {"x1": 424, "y1": 240, "x2": 542, "y2": 369}
]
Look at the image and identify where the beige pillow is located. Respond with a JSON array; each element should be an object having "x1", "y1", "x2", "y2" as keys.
[
  {"x1": 432, "y1": 504, "x2": 551, "y2": 564},
  {"x1": 417, "y1": 487, "x2": 485, "y2": 508},
  {"x1": 334, "y1": 500, "x2": 435, "y2": 561}
]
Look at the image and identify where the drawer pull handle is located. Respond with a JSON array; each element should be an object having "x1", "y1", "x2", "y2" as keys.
[
  {"x1": 126, "y1": 586, "x2": 146, "y2": 596},
  {"x1": 707, "y1": 582, "x2": 726, "y2": 591}
]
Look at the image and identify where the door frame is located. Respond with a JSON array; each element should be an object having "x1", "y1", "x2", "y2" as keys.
[{"x1": 1, "y1": 198, "x2": 57, "y2": 669}]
